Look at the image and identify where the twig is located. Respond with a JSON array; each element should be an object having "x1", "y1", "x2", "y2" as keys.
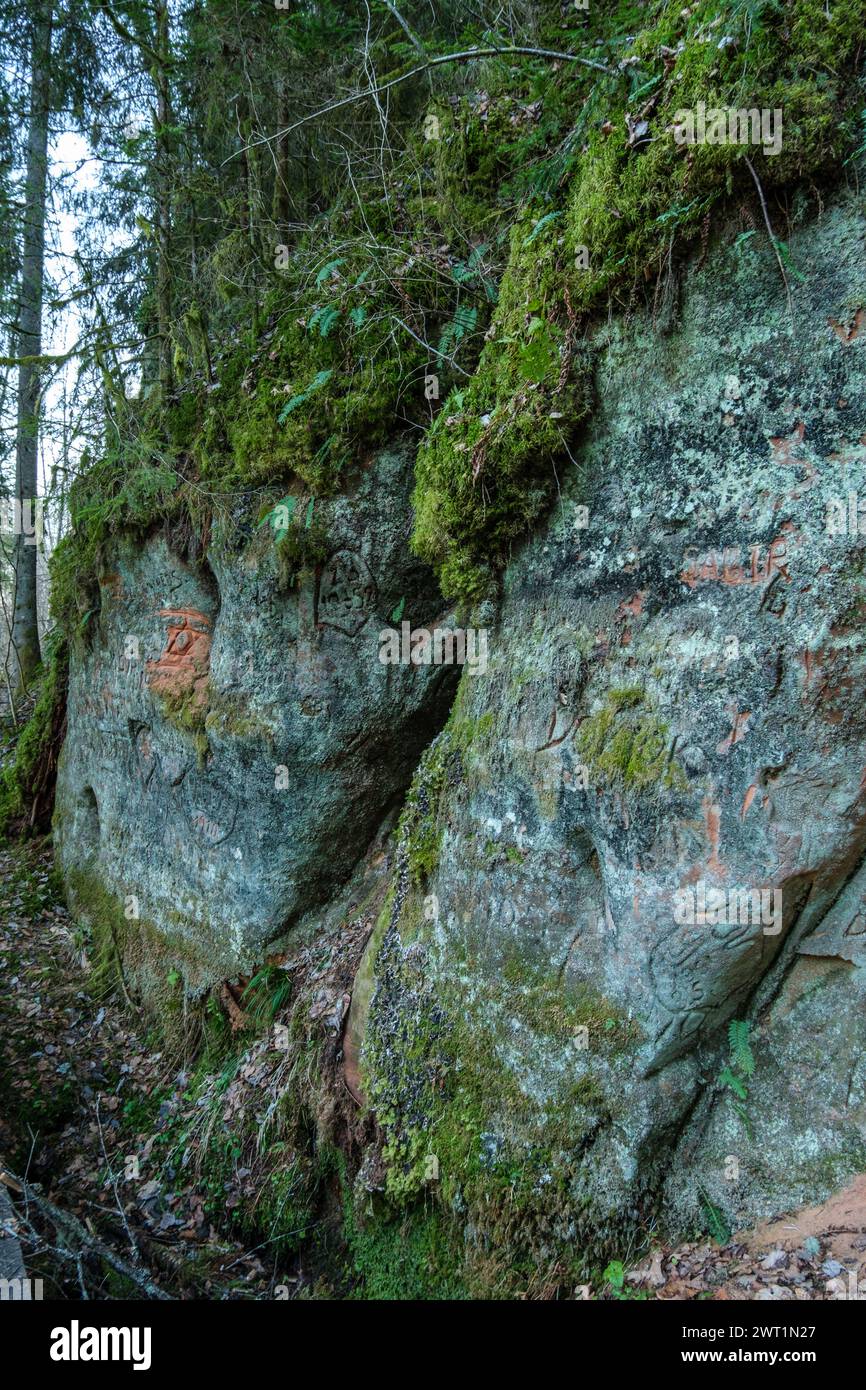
[
  {"x1": 380, "y1": 0, "x2": 424, "y2": 54},
  {"x1": 744, "y1": 156, "x2": 793, "y2": 319},
  {"x1": 392, "y1": 316, "x2": 471, "y2": 375},
  {"x1": 96, "y1": 1095, "x2": 141, "y2": 1264}
]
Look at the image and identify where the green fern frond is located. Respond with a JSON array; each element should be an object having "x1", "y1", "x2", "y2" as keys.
[
  {"x1": 698, "y1": 1185, "x2": 732, "y2": 1246},
  {"x1": 315, "y1": 258, "x2": 345, "y2": 286},
  {"x1": 525, "y1": 211, "x2": 561, "y2": 245},
  {"x1": 308, "y1": 305, "x2": 341, "y2": 337},
  {"x1": 438, "y1": 304, "x2": 477, "y2": 360},
  {"x1": 728, "y1": 1019, "x2": 755, "y2": 1077},
  {"x1": 277, "y1": 368, "x2": 334, "y2": 423}
]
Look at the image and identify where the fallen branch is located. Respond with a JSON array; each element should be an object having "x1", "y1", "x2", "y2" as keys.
[{"x1": 1, "y1": 1169, "x2": 172, "y2": 1300}]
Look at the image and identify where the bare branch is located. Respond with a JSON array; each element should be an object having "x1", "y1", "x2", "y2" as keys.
[
  {"x1": 1, "y1": 1169, "x2": 172, "y2": 1300},
  {"x1": 380, "y1": 0, "x2": 424, "y2": 54},
  {"x1": 233, "y1": 45, "x2": 615, "y2": 162}
]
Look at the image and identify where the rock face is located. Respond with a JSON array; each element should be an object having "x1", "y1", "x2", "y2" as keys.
[
  {"x1": 54, "y1": 192, "x2": 866, "y2": 1261},
  {"x1": 55, "y1": 446, "x2": 458, "y2": 986},
  {"x1": 358, "y1": 191, "x2": 866, "y2": 1252}
]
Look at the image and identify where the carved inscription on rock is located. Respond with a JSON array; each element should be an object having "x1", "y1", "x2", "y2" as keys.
[{"x1": 315, "y1": 551, "x2": 377, "y2": 636}]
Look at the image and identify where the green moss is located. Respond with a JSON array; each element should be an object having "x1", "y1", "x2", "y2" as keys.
[
  {"x1": 411, "y1": 229, "x2": 594, "y2": 606},
  {"x1": 64, "y1": 865, "x2": 232, "y2": 1024},
  {"x1": 577, "y1": 688, "x2": 685, "y2": 792},
  {"x1": 65, "y1": 865, "x2": 133, "y2": 1000},
  {"x1": 157, "y1": 683, "x2": 209, "y2": 735},
  {"x1": 49, "y1": 443, "x2": 182, "y2": 641},
  {"x1": 204, "y1": 688, "x2": 268, "y2": 741},
  {"x1": 274, "y1": 519, "x2": 329, "y2": 591},
  {"x1": 500, "y1": 952, "x2": 642, "y2": 1054},
  {"x1": 338, "y1": 1148, "x2": 466, "y2": 1300},
  {"x1": 795, "y1": 1142, "x2": 866, "y2": 1196},
  {"x1": 45, "y1": 4, "x2": 865, "y2": 633},
  {"x1": 400, "y1": 704, "x2": 497, "y2": 883},
  {"x1": 0, "y1": 634, "x2": 68, "y2": 837},
  {"x1": 361, "y1": 897, "x2": 646, "y2": 1295}
]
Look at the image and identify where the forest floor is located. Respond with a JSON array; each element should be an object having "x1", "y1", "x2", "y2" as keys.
[
  {"x1": 0, "y1": 839, "x2": 281, "y2": 1299},
  {"x1": 0, "y1": 835, "x2": 863, "y2": 1301}
]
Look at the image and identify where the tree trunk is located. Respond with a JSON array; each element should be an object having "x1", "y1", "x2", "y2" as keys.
[
  {"x1": 152, "y1": 0, "x2": 174, "y2": 397},
  {"x1": 272, "y1": 86, "x2": 291, "y2": 228},
  {"x1": 12, "y1": 1, "x2": 53, "y2": 689}
]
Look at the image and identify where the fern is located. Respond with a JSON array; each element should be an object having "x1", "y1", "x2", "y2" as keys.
[
  {"x1": 719, "y1": 1019, "x2": 756, "y2": 1139},
  {"x1": 315, "y1": 258, "x2": 345, "y2": 286},
  {"x1": 451, "y1": 243, "x2": 489, "y2": 284},
  {"x1": 773, "y1": 239, "x2": 807, "y2": 284},
  {"x1": 719, "y1": 1066, "x2": 748, "y2": 1100},
  {"x1": 698, "y1": 1185, "x2": 732, "y2": 1246},
  {"x1": 525, "y1": 211, "x2": 561, "y2": 245},
  {"x1": 308, "y1": 305, "x2": 341, "y2": 337},
  {"x1": 277, "y1": 368, "x2": 334, "y2": 423},
  {"x1": 733, "y1": 229, "x2": 757, "y2": 256},
  {"x1": 732, "y1": 1100, "x2": 755, "y2": 1142},
  {"x1": 438, "y1": 304, "x2": 477, "y2": 361},
  {"x1": 521, "y1": 82, "x2": 603, "y2": 198},
  {"x1": 728, "y1": 1020, "x2": 755, "y2": 1078},
  {"x1": 655, "y1": 197, "x2": 706, "y2": 229}
]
